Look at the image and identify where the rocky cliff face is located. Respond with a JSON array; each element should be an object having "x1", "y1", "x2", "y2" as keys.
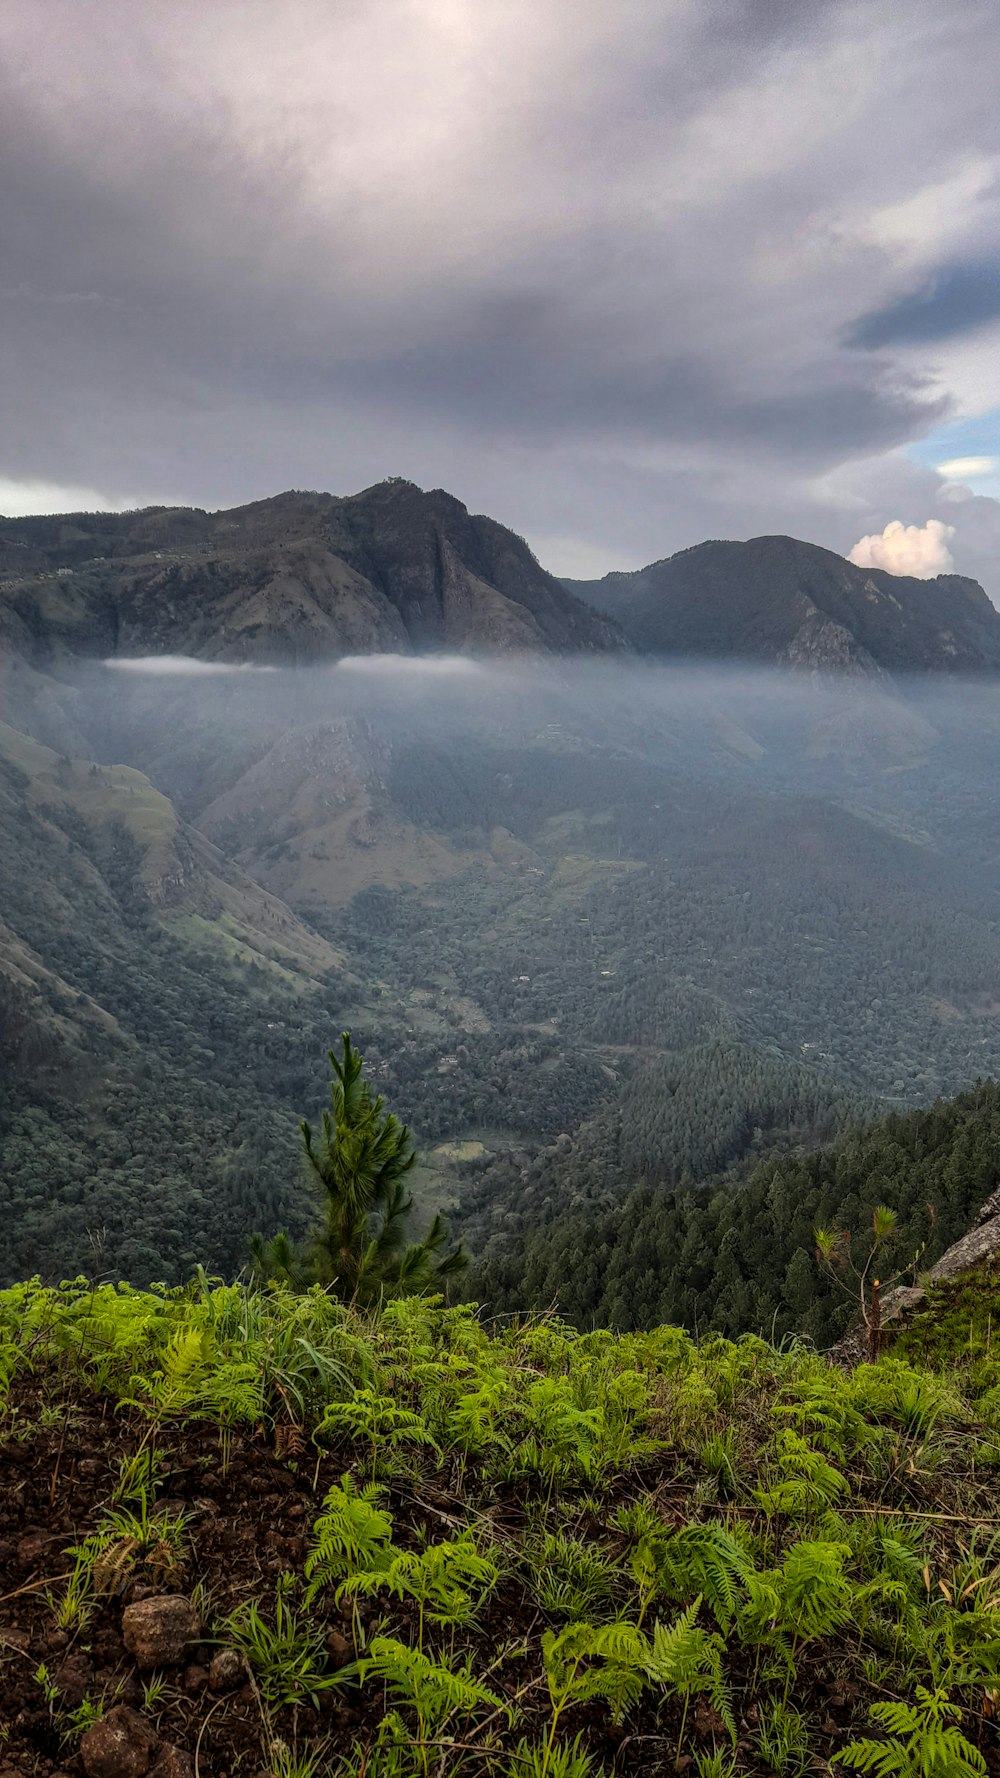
[
  {"x1": 568, "y1": 534, "x2": 1000, "y2": 678},
  {"x1": 0, "y1": 481, "x2": 625, "y2": 668}
]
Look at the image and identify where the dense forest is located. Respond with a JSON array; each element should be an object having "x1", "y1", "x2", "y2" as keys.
[{"x1": 468, "y1": 1079, "x2": 1000, "y2": 1345}]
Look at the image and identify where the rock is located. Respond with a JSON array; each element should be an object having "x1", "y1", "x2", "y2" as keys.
[
  {"x1": 80, "y1": 1706, "x2": 158, "y2": 1778},
  {"x1": 0, "y1": 1626, "x2": 31, "y2": 1652},
  {"x1": 122, "y1": 1597, "x2": 200, "y2": 1670},
  {"x1": 182, "y1": 1664, "x2": 208, "y2": 1695},
  {"x1": 149, "y1": 1749, "x2": 194, "y2": 1778},
  {"x1": 324, "y1": 1629, "x2": 350, "y2": 1665},
  {"x1": 208, "y1": 1648, "x2": 246, "y2": 1692}
]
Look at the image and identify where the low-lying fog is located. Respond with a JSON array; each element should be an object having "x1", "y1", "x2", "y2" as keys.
[{"x1": 88, "y1": 650, "x2": 1000, "y2": 783}]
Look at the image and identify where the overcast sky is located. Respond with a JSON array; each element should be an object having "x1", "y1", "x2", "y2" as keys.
[{"x1": 3, "y1": 0, "x2": 1000, "y2": 587}]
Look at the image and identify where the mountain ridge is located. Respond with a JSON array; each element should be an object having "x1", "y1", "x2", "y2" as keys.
[
  {"x1": 0, "y1": 480, "x2": 625, "y2": 667},
  {"x1": 566, "y1": 532, "x2": 1000, "y2": 675},
  {"x1": 4, "y1": 486, "x2": 1000, "y2": 678}
]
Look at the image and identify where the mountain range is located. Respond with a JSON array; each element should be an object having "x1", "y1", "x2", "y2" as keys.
[{"x1": 2, "y1": 478, "x2": 999, "y2": 679}]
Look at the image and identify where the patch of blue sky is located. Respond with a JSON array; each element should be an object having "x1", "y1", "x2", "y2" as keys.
[{"x1": 906, "y1": 413, "x2": 1000, "y2": 489}]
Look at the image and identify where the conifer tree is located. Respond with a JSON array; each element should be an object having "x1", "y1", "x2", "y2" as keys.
[{"x1": 252, "y1": 1032, "x2": 467, "y2": 1305}]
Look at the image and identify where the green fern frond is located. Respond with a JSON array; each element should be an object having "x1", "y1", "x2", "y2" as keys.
[{"x1": 304, "y1": 1474, "x2": 396, "y2": 1600}]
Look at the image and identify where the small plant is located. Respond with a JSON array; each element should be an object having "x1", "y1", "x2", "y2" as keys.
[
  {"x1": 67, "y1": 1497, "x2": 188, "y2": 1594},
  {"x1": 141, "y1": 1672, "x2": 173, "y2": 1716},
  {"x1": 61, "y1": 1696, "x2": 106, "y2": 1746},
  {"x1": 839, "y1": 1686, "x2": 986, "y2": 1776},
  {"x1": 114, "y1": 1445, "x2": 168, "y2": 1502},
  {"x1": 505, "y1": 1735, "x2": 605, "y2": 1778},
  {"x1": 47, "y1": 1566, "x2": 94, "y2": 1633},
  {"x1": 305, "y1": 1473, "x2": 396, "y2": 1601},
  {"x1": 533, "y1": 1532, "x2": 618, "y2": 1622},
  {"x1": 220, "y1": 1573, "x2": 348, "y2": 1711},
  {"x1": 694, "y1": 1751, "x2": 738, "y2": 1778},
  {"x1": 356, "y1": 1636, "x2": 508, "y2": 1777},
  {"x1": 267, "y1": 1737, "x2": 333, "y2": 1778},
  {"x1": 699, "y1": 1427, "x2": 739, "y2": 1497},
  {"x1": 34, "y1": 1662, "x2": 61, "y2": 1721},
  {"x1": 754, "y1": 1698, "x2": 811, "y2": 1777}
]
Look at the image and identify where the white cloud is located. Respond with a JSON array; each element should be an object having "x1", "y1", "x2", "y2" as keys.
[
  {"x1": 106, "y1": 656, "x2": 276, "y2": 675},
  {"x1": 336, "y1": 654, "x2": 485, "y2": 677},
  {"x1": 935, "y1": 456, "x2": 998, "y2": 480},
  {"x1": 847, "y1": 518, "x2": 956, "y2": 578},
  {"x1": 0, "y1": 475, "x2": 131, "y2": 517}
]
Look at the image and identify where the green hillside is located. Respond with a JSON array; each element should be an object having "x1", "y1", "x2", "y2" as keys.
[
  {"x1": 0, "y1": 721, "x2": 350, "y2": 1283},
  {"x1": 2, "y1": 1280, "x2": 999, "y2": 1777},
  {"x1": 470, "y1": 1079, "x2": 1000, "y2": 1345}
]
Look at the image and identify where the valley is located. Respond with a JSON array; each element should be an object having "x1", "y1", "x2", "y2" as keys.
[{"x1": 4, "y1": 483, "x2": 1000, "y2": 1331}]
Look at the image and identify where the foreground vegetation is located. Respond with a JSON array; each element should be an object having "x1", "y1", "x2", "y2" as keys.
[{"x1": 2, "y1": 1278, "x2": 1000, "y2": 1776}]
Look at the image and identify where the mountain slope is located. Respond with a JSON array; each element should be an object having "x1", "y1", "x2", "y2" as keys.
[
  {"x1": 568, "y1": 534, "x2": 1000, "y2": 675},
  {"x1": 0, "y1": 719, "x2": 354, "y2": 1283},
  {"x1": 0, "y1": 480, "x2": 625, "y2": 666}
]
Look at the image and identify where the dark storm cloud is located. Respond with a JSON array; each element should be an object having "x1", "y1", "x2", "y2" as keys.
[
  {"x1": 846, "y1": 260, "x2": 1000, "y2": 349},
  {"x1": 2, "y1": 0, "x2": 1000, "y2": 582}
]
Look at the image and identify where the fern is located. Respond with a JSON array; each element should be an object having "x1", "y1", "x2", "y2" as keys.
[
  {"x1": 658, "y1": 1523, "x2": 755, "y2": 1631},
  {"x1": 339, "y1": 1533, "x2": 499, "y2": 1632},
  {"x1": 541, "y1": 1619, "x2": 649, "y2": 1727},
  {"x1": 839, "y1": 1687, "x2": 986, "y2": 1776},
  {"x1": 304, "y1": 1473, "x2": 396, "y2": 1601},
  {"x1": 356, "y1": 1636, "x2": 509, "y2": 1775},
  {"x1": 780, "y1": 1538, "x2": 852, "y2": 1640},
  {"x1": 642, "y1": 1599, "x2": 736, "y2": 1750},
  {"x1": 755, "y1": 1428, "x2": 849, "y2": 1519},
  {"x1": 314, "y1": 1387, "x2": 439, "y2": 1478}
]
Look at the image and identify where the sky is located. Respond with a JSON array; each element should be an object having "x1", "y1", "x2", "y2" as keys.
[{"x1": 3, "y1": 0, "x2": 1000, "y2": 588}]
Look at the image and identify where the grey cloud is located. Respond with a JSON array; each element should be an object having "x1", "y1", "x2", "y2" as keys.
[{"x1": 1, "y1": 0, "x2": 1000, "y2": 582}]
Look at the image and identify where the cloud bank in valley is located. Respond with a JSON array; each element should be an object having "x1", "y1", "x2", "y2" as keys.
[
  {"x1": 106, "y1": 656, "x2": 278, "y2": 676},
  {"x1": 847, "y1": 519, "x2": 956, "y2": 578},
  {"x1": 336, "y1": 655, "x2": 485, "y2": 678}
]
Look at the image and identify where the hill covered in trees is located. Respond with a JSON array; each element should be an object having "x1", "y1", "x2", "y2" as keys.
[{"x1": 469, "y1": 1079, "x2": 1000, "y2": 1346}]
